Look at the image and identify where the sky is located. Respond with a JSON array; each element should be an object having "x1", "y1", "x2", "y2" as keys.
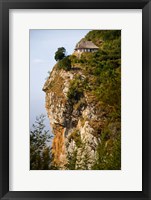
[{"x1": 30, "y1": 29, "x2": 90, "y2": 132}]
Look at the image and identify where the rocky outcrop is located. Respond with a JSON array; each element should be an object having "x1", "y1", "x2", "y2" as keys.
[{"x1": 43, "y1": 64, "x2": 105, "y2": 169}]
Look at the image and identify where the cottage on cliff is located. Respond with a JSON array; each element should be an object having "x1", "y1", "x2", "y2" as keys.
[{"x1": 74, "y1": 40, "x2": 99, "y2": 53}]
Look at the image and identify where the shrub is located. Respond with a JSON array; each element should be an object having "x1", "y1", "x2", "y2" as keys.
[
  {"x1": 70, "y1": 55, "x2": 78, "y2": 64},
  {"x1": 58, "y1": 56, "x2": 71, "y2": 71},
  {"x1": 67, "y1": 75, "x2": 84, "y2": 103}
]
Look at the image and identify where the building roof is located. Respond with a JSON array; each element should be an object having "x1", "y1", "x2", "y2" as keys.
[{"x1": 75, "y1": 40, "x2": 99, "y2": 50}]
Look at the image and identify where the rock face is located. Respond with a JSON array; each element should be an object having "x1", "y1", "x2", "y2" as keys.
[{"x1": 43, "y1": 64, "x2": 104, "y2": 169}]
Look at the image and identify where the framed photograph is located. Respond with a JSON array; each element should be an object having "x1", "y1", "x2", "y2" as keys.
[{"x1": 0, "y1": 0, "x2": 150, "y2": 199}]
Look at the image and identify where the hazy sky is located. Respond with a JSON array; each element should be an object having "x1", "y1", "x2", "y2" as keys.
[{"x1": 30, "y1": 29, "x2": 90, "y2": 132}]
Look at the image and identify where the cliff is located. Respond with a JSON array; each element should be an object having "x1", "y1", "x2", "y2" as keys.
[{"x1": 43, "y1": 30, "x2": 121, "y2": 170}]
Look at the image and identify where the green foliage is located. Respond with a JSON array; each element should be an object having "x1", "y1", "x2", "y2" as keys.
[
  {"x1": 66, "y1": 149, "x2": 78, "y2": 170},
  {"x1": 67, "y1": 75, "x2": 85, "y2": 103},
  {"x1": 70, "y1": 55, "x2": 79, "y2": 64},
  {"x1": 54, "y1": 47, "x2": 66, "y2": 61},
  {"x1": 58, "y1": 56, "x2": 71, "y2": 71},
  {"x1": 85, "y1": 30, "x2": 121, "y2": 46},
  {"x1": 94, "y1": 67, "x2": 121, "y2": 112},
  {"x1": 30, "y1": 114, "x2": 52, "y2": 170},
  {"x1": 92, "y1": 130, "x2": 121, "y2": 170}
]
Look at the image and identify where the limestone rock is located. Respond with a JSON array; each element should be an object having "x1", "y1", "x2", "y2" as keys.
[{"x1": 43, "y1": 65, "x2": 101, "y2": 169}]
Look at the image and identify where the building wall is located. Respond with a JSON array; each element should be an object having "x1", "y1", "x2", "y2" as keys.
[{"x1": 76, "y1": 48, "x2": 98, "y2": 53}]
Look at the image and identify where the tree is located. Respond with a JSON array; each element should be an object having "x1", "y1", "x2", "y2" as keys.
[
  {"x1": 54, "y1": 47, "x2": 66, "y2": 61},
  {"x1": 66, "y1": 148, "x2": 78, "y2": 170},
  {"x1": 92, "y1": 130, "x2": 121, "y2": 170},
  {"x1": 30, "y1": 114, "x2": 52, "y2": 170}
]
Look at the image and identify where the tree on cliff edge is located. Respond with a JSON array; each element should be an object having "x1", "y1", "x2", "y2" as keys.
[{"x1": 54, "y1": 47, "x2": 66, "y2": 61}]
